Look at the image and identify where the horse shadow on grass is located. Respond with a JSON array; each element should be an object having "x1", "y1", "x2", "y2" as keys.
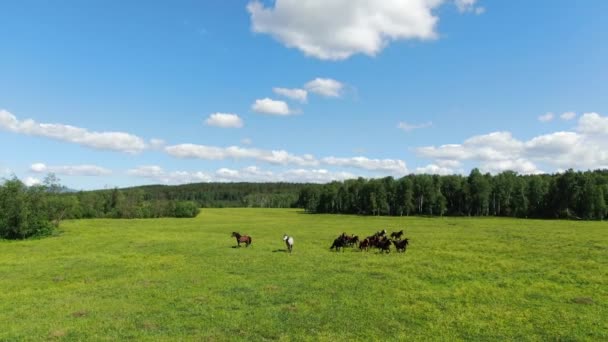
[{"x1": 272, "y1": 249, "x2": 289, "y2": 253}]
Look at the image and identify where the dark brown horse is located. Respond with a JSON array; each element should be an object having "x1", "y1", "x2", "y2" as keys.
[
  {"x1": 231, "y1": 232, "x2": 252, "y2": 247},
  {"x1": 393, "y1": 238, "x2": 409, "y2": 253},
  {"x1": 390, "y1": 230, "x2": 404, "y2": 239}
]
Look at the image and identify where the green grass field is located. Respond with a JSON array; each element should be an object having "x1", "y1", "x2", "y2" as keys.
[{"x1": 1, "y1": 209, "x2": 607, "y2": 341}]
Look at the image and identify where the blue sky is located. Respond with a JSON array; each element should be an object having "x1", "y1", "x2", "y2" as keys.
[{"x1": 1, "y1": 0, "x2": 607, "y2": 189}]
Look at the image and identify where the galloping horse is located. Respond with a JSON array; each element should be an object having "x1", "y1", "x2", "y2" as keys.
[
  {"x1": 283, "y1": 234, "x2": 294, "y2": 253},
  {"x1": 393, "y1": 238, "x2": 410, "y2": 253},
  {"x1": 390, "y1": 230, "x2": 404, "y2": 239},
  {"x1": 231, "y1": 232, "x2": 252, "y2": 247}
]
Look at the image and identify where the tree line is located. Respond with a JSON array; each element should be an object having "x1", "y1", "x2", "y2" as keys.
[
  {"x1": 297, "y1": 169, "x2": 608, "y2": 220},
  {"x1": 0, "y1": 175, "x2": 200, "y2": 239}
]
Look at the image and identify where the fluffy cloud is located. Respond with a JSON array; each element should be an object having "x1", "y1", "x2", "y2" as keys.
[
  {"x1": 165, "y1": 143, "x2": 409, "y2": 174},
  {"x1": 304, "y1": 78, "x2": 344, "y2": 97},
  {"x1": 0, "y1": 109, "x2": 146, "y2": 153},
  {"x1": 560, "y1": 111, "x2": 576, "y2": 121},
  {"x1": 273, "y1": 87, "x2": 308, "y2": 103},
  {"x1": 247, "y1": 0, "x2": 455, "y2": 60},
  {"x1": 416, "y1": 112, "x2": 608, "y2": 173},
  {"x1": 127, "y1": 165, "x2": 356, "y2": 184},
  {"x1": 252, "y1": 98, "x2": 292, "y2": 115},
  {"x1": 205, "y1": 113, "x2": 244, "y2": 128},
  {"x1": 23, "y1": 177, "x2": 42, "y2": 186},
  {"x1": 397, "y1": 121, "x2": 433, "y2": 132},
  {"x1": 30, "y1": 163, "x2": 112, "y2": 176},
  {"x1": 165, "y1": 144, "x2": 319, "y2": 167},
  {"x1": 577, "y1": 112, "x2": 608, "y2": 135},
  {"x1": 414, "y1": 164, "x2": 457, "y2": 175},
  {"x1": 321, "y1": 156, "x2": 408, "y2": 174},
  {"x1": 538, "y1": 112, "x2": 554, "y2": 122},
  {"x1": 127, "y1": 166, "x2": 212, "y2": 184}
]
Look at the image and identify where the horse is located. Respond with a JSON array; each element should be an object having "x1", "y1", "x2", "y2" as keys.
[
  {"x1": 377, "y1": 238, "x2": 392, "y2": 254},
  {"x1": 283, "y1": 234, "x2": 294, "y2": 253},
  {"x1": 390, "y1": 230, "x2": 404, "y2": 239},
  {"x1": 393, "y1": 238, "x2": 410, "y2": 253},
  {"x1": 358, "y1": 238, "x2": 370, "y2": 251},
  {"x1": 344, "y1": 235, "x2": 359, "y2": 247},
  {"x1": 330, "y1": 236, "x2": 347, "y2": 252},
  {"x1": 231, "y1": 232, "x2": 252, "y2": 247},
  {"x1": 374, "y1": 229, "x2": 387, "y2": 238}
]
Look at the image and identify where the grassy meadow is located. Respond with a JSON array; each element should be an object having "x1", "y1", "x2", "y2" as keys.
[{"x1": 1, "y1": 208, "x2": 607, "y2": 341}]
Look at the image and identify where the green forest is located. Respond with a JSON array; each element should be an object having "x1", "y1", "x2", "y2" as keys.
[
  {"x1": 2, "y1": 168, "x2": 608, "y2": 239},
  {"x1": 298, "y1": 169, "x2": 608, "y2": 220}
]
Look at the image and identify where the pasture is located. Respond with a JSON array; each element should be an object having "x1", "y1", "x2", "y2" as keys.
[{"x1": 1, "y1": 208, "x2": 607, "y2": 341}]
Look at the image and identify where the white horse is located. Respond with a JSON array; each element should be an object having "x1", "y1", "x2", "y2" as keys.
[{"x1": 283, "y1": 234, "x2": 294, "y2": 253}]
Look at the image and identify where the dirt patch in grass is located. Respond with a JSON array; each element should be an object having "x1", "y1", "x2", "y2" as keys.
[
  {"x1": 48, "y1": 329, "x2": 67, "y2": 339},
  {"x1": 71, "y1": 310, "x2": 89, "y2": 318},
  {"x1": 571, "y1": 297, "x2": 594, "y2": 305}
]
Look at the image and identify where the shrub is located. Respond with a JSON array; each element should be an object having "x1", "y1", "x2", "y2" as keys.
[
  {"x1": 173, "y1": 201, "x2": 200, "y2": 218},
  {"x1": 0, "y1": 179, "x2": 53, "y2": 239}
]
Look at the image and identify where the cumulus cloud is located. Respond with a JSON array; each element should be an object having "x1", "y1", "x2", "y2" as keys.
[
  {"x1": 397, "y1": 121, "x2": 433, "y2": 132},
  {"x1": 304, "y1": 78, "x2": 344, "y2": 97},
  {"x1": 414, "y1": 164, "x2": 457, "y2": 175},
  {"x1": 205, "y1": 113, "x2": 244, "y2": 128},
  {"x1": 560, "y1": 111, "x2": 577, "y2": 121},
  {"x1": 538, "y1": 112, "x2": 554, "y2": 122},
  {"x1": 0, "y1": 109, "x2": 146, "y2": 153},
  {"x1": 30, "y1": 163, "x2": 112, "y2": 176},
  {"x1": 577, "y1": 112, "x2": 608, "y2": 135},
  {"x1": 247, "y1": 0, "x2": 454, "y2": 60},
  {"x1": 273, "y1": 87, "x2": 308, "y2": 103},
  {"x1": 416, "y1": 112, "x2": 608, "y2": 173},
  {"x1": 127, "y1": 165, "x2": 356, "y2": 184},
  {"x1": 165, "y1": 144, "x2": 319, "y2": 167},
  {"x1": 252, "y1": 98, "x2": 292, "y2": 115},
  {"x1": 23, "y1": 177, "x2": 42, "y2": 186},
  {"x1": 321, "y1": 156, "x2": 408, "y2": 174},
  {"x1": 165, "y1": 143, "x2": 409, "y2": 174},
  {"x1": 127, "y1": 166, "x2": 212, "y2": 184}
]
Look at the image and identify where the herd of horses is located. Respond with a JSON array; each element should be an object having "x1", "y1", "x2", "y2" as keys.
[
  {"x1": 330, "y1": 229, "x2": 409, "y2": 254},
  {"x1": 231, "y1": 229, "x2": 409, "y2": 254}
]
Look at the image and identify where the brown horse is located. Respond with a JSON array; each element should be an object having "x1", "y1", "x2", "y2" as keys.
[
  {"x1": 231, "y1": 232, "x2": 252, "y2": 247},
  {"x1": 390, "y1": 230, "x2": 404, "y2": 239},
  {"x1": 393, "y1": 238, "x2": 409, "y2": 253}
]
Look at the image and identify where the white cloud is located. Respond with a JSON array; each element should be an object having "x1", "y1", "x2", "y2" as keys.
[
  {"x1": 416, "y1": 112, "x2": 608, "y2": 173},
  {"x1": 29, "y1": 163, "x2": 112, "y2": 176},
  {"x1": 273, "y1": 87, "x2": 308, "y2": 103},
  {"x1": 479, "y1": 159, "x2": 542, "y2": 175},
  {"x1": 414, "y1": 164, "x2": 456, "y2": 175},
  {"x1": 205, "y1": 113, "x2": 244, "y2": 128},
  {"x1": 538, "y1": 112, "x2": 554, "y2": 122},
  {"x1": 127, "y1": 165, "x2": 356, "y2": 184},
  {"x1": 304, "y1": 78, "x2": 344, "y2": 97},
  {"x1": 165, "y1": 143, "x2": 408, "y2": 174},
  {"x1": 252, "y1": 98, "x2": 292, "y2": 115},
  {"x1": 247, "y1": 0, "x2": 448, "y2": 60},
  {"x1": 560, "y1": 111, "x2": 577, "y2": 121},
  {"x1": 128, "y1": 166, "x2": 212, "y2": 184},
  {"x1": 577, "y1": 112, "x2": 608, "y2": 135},
  {"x1": 397, "y1": 121, "x2": 432, "y2": 132},
  {"x1": 321, "y1": 156, "x2": 408, "y2": 174},
  {"x1": 23, "y1": 177, "x2": 41, "y2": 186},
  {"x1": 0, "y1": 109, "x2": 146, "y2": 153},
  {"x1": 455, "y1": 0, "x2": 484, "y2": 14},
  {"x1": 165, "y1": 144, "x2": 319, "y2": 167}
]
